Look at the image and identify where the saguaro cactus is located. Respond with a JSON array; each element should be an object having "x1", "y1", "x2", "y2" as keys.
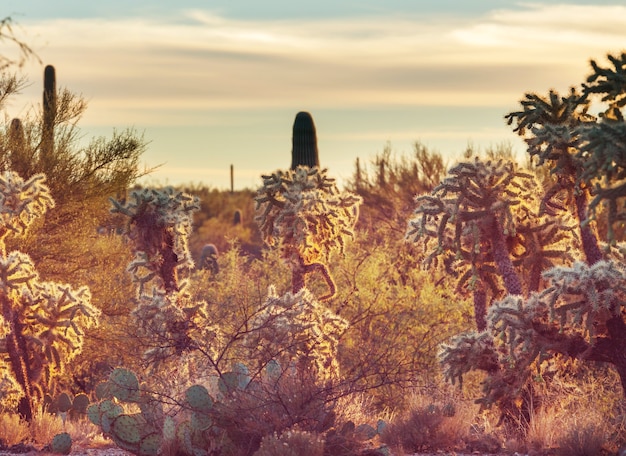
[
  {"x1": 290, "y1": 111, "x2": 320, "y2": 170},
  {"x1": 41, "y1": 65, "x2": 56, "y2": 167}
]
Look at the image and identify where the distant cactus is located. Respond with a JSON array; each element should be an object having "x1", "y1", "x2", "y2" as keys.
[
  {"x1": 8, "y1": 118, "x2": 25, "y2": 153},
  {"x1": 199, "y1": 243, "x2": 219, "y2": 273},
  {"x1": 290, "y1": 111, "x2": 320, "y2": 170},
  {"x1": 41, "y1": 64, "x2": 56, "y2": 166},
  {"x1": 233, "y1": 209, "x2": 242, "y2": 225}
]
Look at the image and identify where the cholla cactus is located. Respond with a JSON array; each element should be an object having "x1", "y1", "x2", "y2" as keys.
[
  {"x1": 406, "y1": 158, "x2": 542, "y2": 329},
  {"x1": 577, "y1": 53, "x2": 626, "y2": 245},
  {"x1": 110, "y1": 187, "x2": 213, "y2": 368},
  {"x1": 255, "y1": 167, "x2": 361, "y2": 301},
  {"x1": 110, "y1": 187, "x2": 200, "y2": 294},
  {"x1": 245, "y1": 286, "x2": 348, "y2": 379},
  {"x1": 0, "y1": 171, "x2": 54, "y2": 250},
  {"x1": 440, "y1": 260, "x2": 626, "y2": 410},
  {"x1": 506, "y1": 87, "x2": 603, "y2": 264},
  {"x1": 0, "y1": 171, "x2": 99, "y2": 420}
]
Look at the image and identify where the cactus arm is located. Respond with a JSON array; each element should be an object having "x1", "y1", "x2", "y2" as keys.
[
  {"x1": 303, "y1": 262, "x2": 337, "y2": 302},
  {"x1": 574, "y1": 189, "x2": 603, "y2": 265},
  {"x1": 1, "y1": 293, "x2": 34, "y2": 420},
  {"x1": 489, "y1": 216, "x2": 523, "y2": 296}
]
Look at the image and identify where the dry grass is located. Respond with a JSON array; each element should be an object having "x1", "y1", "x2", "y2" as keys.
[
  {"x1": 0, "y1": 407, "x2": 108, "y2": 450},
  {"x1": 27, "y1": 408, "x2": 64, "y2": 445},
  {"x1": 379, "y1": 386, "x2": 483, "y2": 454},
  {"x1": 0, "y1": 413, "x2": 30, "y2": 446},
  {"x1": 500, "y1": 363, "x2": 621, "y2": 455},
  {"x1": 255, "y1": 430, "x2": 325, "y2": 456}
]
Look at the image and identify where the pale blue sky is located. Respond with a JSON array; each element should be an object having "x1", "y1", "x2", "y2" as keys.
[{"x1": 4, "y1": 2, "x2": 626, "y2": 189}]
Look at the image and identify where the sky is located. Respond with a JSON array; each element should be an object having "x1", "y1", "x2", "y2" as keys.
[{"x1": 2, "y1": 1, "x2": 626, "y2": 190}]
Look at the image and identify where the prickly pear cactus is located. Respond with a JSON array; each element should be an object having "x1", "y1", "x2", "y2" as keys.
[
  {"x1": 51, "y1": 432, "x2": 72, "y2": 455},
  {"x1": 139, "y1": 433, "x2": 162, "y2": 456},
  {"x1": 112, "y1": 414, "x2": 143, "y2": 444},
  {"x1": 72, "y1": 393, "x2": 90, "y2": 415},
  {"x1": 56, "y1": 392, "x2": 73, "y2": 413},
  {"x1": 185, "y1": 384, "x2": 213, "y2": 411},
  {"x1": 108, "y1": 367, "x2": 141, "y2": 402}
]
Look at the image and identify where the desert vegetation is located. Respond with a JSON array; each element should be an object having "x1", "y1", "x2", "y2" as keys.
[{"x1": 2, "y1": 16, "x2": 626, "y2": 456}]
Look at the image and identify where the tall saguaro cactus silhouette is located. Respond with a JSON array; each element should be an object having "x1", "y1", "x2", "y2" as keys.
[
  {"x1": 41, "y1": 64, "x2": 56, "y2": 169},
  {"x1": 290, "y1": 111, "x2": 320, "y2": 170}
]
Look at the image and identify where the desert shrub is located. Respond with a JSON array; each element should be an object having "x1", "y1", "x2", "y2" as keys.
[
  {"x1": 190, "y1": 192, "x2": 261, "y2": 259},
  {"x1": 254, "y1": 430, "x2": 324, "y2": 456},
  {"x1": 380, "y1": 405, "x2": 445, "y2": 453},
  {"x1": 215, "y1": 364, "x2": 336, "y2": 452},
  {"x1": 379, "y1": 388, "x2": 479, "y2": 454},
  {"x1": 27, "y1": 408, "x2": 63, "y2": 446},
  {"x1": 0, "y1": 413, "x2": 29, "y2": 446},
  {"x1": 349, "y1": 141, "x2": 446, "y2": 242},
  {"x1": 333, "y1": 238, "x2": 472, "y2": 409},
  {"x1": 557, "y1": 424, "x2": 607, "y2": 456}
]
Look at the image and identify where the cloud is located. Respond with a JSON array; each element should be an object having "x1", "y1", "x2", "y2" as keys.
[{"x1": 8, "y1": 3, "x2": 624, "y2": 126}]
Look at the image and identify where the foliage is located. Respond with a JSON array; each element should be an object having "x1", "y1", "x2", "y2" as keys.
[
  {"x1": 0, "y1": 16, "x2": 39, "y2": 71},
  {"x1": 332, "y1": 237, "x2": 472, "y2": 408},
  {"x1": 244, "y1": 286, "x2": 348, "y2": 380},
  {"x1": 0, "y1": 412, "x2": 29, "y2": 446}
]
